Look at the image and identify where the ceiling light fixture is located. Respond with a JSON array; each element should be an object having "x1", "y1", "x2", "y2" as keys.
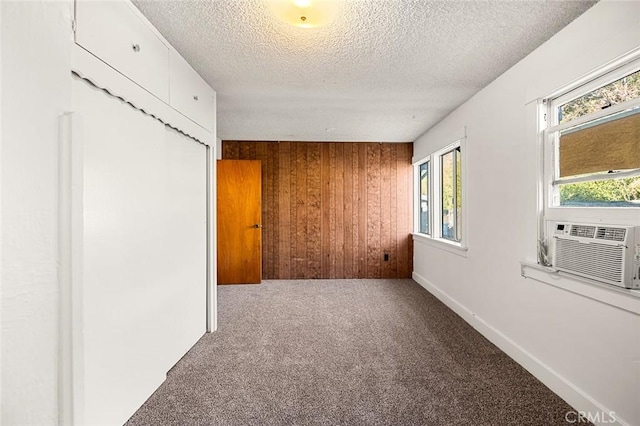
[{"x1": 268, "y1": 0, "x2": 341, "y2": 28}]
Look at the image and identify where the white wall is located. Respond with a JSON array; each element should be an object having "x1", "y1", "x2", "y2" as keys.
[
  {"x1": 412, "y1": 2, "x2": 640, "y2": 426},
  {"x1": 0, "y1": 2, "x2": 4, "y2": 419},
  {"x1": 216, "y1": 137, "x2": 222, "y2": 159},
  {"x1": 1, "y1": 1, "x2": 72, "y2": 424}
]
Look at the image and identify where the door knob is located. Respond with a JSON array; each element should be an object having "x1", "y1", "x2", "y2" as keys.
[{"x1": 253, "y1": 224, "x2": 262, "y2": 228}]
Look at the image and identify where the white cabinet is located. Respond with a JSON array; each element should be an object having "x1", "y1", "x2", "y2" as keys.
[
  {"x1": 170, "y1": 52, "x2": 216, "y2": 131},
  {"x1": 66, "y1": 3, "x2": 216, "y2": 424},
  {"x1": 74, "y1": 0, "x2": 219, "y2": 134},
  {"x1": 75, "y1": 0, "x2": 170, "y2": 103}
]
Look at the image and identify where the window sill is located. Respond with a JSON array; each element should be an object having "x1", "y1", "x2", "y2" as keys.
[
  {"x1": 412, "y1": 233, "x2": 468, "y2": 257},
  {"x1": 520, "y1": 260, "x2": 640, "y2": 315}
]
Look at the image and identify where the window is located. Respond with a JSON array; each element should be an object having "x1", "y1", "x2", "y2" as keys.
[
  {"x1": 414, "y1": 139, "x2": 465, "y2": 248},
  {"x1": 440, "y1": 147, "x2": 462, "y2": 242},
  {"x1": 545, "y1": 64, "x2": 640, "y2": 208},
  {"x1": 419, "y1": 161, "x2": 429, "y2": 234}
]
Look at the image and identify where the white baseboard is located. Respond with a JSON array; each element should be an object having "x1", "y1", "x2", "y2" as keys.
[{"x1": 411, "y1": 271, "x2": 630, "y2": 426}]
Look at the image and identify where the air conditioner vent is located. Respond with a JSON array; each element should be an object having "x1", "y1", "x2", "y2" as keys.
[
  {"x1": 555, "y1": 239, "x2": 624, "y2": 283},
  {"x1": 596, "y1": 227, "x2": 626, "y2": 242},
  {"x1": 570, "y1": 225, "x2": 595, "y2": 238}
]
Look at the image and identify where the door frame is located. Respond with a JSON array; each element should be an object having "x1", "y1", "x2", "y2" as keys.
[{"x1": 206, "y1": 143, "x2": 217, "y2": 332}]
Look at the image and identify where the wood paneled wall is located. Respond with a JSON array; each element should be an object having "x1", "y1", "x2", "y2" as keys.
[{"x1": 222, "y1": 141, "x2": 413, "y2": 279}]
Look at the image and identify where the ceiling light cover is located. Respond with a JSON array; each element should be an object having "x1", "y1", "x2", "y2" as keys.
[{"x1": 268, "y1": 0, "x2": 341, "y2": 28}]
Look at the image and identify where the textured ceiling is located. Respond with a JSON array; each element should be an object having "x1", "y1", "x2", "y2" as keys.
[{"x1": 133, "y1": 0, "x2": 596, "y2": 142}]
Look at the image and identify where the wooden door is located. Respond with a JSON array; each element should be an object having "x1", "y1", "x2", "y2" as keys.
[{"x1": 217, "y1": 160, "x2": 262, "y2": 284}]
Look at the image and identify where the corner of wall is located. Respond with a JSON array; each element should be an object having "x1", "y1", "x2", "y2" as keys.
[{"x1": 411, "y1": 271, "x2": 630, "y2": 426}]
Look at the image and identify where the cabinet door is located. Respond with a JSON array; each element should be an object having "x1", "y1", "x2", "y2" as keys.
[
  {"x1": 170, "y1": 51, "x2": 216, "y2": 131},
  {"x1": 75, "y1": 0, "x2": 170, "y2": 102},
  {"x1": 73, "y1": 76, "x2": 206, "y2": 426}
]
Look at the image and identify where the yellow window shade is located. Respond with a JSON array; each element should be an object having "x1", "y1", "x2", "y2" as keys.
[{"x1": 559, "y1": 111, "x2": 640, "y2": 178}]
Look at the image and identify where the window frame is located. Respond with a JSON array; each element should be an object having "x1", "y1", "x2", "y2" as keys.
[
  {"x1": 539, "y1": 56, "x2": 640, "y2": 262},
  {"x1": 417, "y1": 159, "x2": 431, "y2": 235},
  {"x1": 413, "y1": 138, "x2": 467, "y2": 252}
]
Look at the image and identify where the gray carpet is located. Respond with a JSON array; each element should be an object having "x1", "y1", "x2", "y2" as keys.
[{"x1": 126, "y1": 279, "x2": 580, "y2": 425}]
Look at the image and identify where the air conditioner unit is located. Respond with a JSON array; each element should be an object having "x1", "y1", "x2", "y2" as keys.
[{"x1": 550, "y1": 222, "x2": 640, "y2": 289}]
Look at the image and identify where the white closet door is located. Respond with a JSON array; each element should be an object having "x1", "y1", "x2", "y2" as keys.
[
  {"x1": 160, "y1": 125, "x2": 208, "y2": 363},
  {"x1": 72, "y1": 76, "x2": 207, "y2": 426}
]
